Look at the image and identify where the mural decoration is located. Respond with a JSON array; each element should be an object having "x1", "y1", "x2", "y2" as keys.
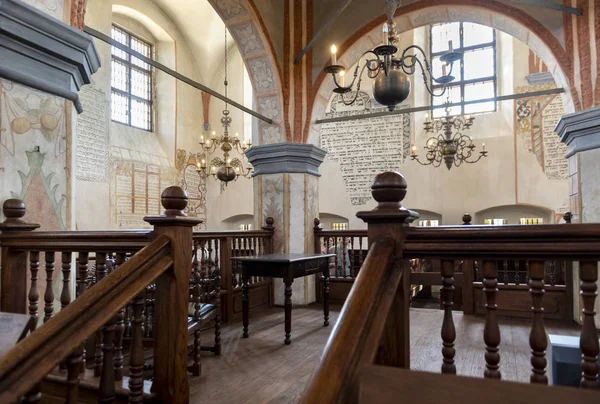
[
  {"x1": 21, "y1": 0, "x2": 63, "y2": 20},
  {"x1": 11, "y1": 147, "x2": 66, "y2": 230},
  {"x1": 320, "y1": 91, "x2": 411, "y2": 205},
  {"x1": 109, "y1": 148, "x2": 177, "y2": 229},
  {"x1": 262, "y1": 174, "x2": 284, "y2": 253},
  {"x1": 175, "y1": 149, "x2": 207, "y2": 230},
  {"x1": 0, "y1": 80, "x2": 69, "y2": 230},
  {"x1": 515, "y1": 84, "x2": 568, "y2": 181}
]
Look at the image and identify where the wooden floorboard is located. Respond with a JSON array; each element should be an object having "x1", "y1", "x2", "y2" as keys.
[{"x1": 189, "y1": 305, "x2": 580, "y2": 404}]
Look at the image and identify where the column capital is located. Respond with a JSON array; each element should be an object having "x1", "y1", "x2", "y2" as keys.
[
  {"x1": 556, "y1": 106, "x2": 600, "y2": 158},
  {"x1": 245, "y1": 142, "x2": 327, "y2": 176}
]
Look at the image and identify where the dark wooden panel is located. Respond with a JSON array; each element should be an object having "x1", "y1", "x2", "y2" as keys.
[
  {"x1": 359, "y1": 365, "x2": 599, "y2": 404},
  {"x1": 316, "y1": 277, "x2": 353, "y2": 304},
  {"x1": 473, "y1": 284, "x2": 568, "y2": 320}
]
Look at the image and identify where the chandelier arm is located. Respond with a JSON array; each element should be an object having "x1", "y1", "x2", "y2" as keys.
[{"x1": 332, "y1": 50, "x2": 382, "y2": 92}]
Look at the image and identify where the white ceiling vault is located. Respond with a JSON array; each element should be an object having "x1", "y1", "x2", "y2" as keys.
[{"x1": 149, "y1": 0, "x2": 236, "y2": 86}]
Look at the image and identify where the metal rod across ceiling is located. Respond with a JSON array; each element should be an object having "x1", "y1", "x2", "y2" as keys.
[
  {"x1": 315, "y1": 87, "x2": 565, "y2": 124},
  {"x1": 83, "y1": 25, "x2": 273, "y2": 125}
]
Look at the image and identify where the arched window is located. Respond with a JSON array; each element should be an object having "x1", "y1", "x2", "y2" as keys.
[
  {"x1": 430, "y1": 22, "x2": 497, "y2": 117},
  {"x1": 111, "y1": 25, "x2": 153, "y2": 131}
]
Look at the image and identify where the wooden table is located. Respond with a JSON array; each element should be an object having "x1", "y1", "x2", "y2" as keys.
[{"x1": 232, "y1": 253, "x2": 335, "y2": 345}]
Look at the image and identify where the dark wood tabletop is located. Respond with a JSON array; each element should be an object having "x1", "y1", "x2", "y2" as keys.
[{"x1": 231, "y1": 253, "x2": 335, "y2": 263}]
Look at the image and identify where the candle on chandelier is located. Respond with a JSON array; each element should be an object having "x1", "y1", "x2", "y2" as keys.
[
  {"x1": 210, "y1": 166, "x2": 216, "y2": 175},
  {"x1": 411, "y1": 143, "x2": 417, "y2": 156},
  {"x1": 482, "y1": 142, "x2": 486, "y2": 152},
  {"x1": 201, "y1": 159, "x2": 206, "y2": 168},
  {"x1": 331, "y1": 44, "x2": 337, "y2": 65},
  {"x1": 448, "y1": 40, "x2": 453, "y2": 52},
  {"x1": 339, "y1": 70, "x2": 346, "y2": 86},
  {"x1": 468, "y1": 137, "x2": 473, "y2": 146},
  {"x1": 211, "y1": 131, "x2": 217, "y2": 139},
  {"x1": 442, "y1": 64, "x2": 447, "y2": 77},
  {"x1": 235, "y1": 167, "x2": 241, "y2": 174},
  {"x1": 247, "y1": 161, "x2": 252, "y2": 169},
  {"x1": 382, "y1": 23, "x2": 389, "y2": 45},
  {"x1": 200, "y1": 134, "x2": 204, "y2": 144},
  {"x1": 226, "y1": 159, "x2": 231, "y2": 167}
]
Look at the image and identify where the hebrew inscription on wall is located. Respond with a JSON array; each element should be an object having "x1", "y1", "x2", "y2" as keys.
[
  {"x1": 320, "y1": 91, "x2": 411, "y2": 205},
  {"x1": 110, "y1": 159, "x2": 176, "y2": 229},
  {"x1": 76, "y1": 83, "x2": 110, "y2": 182},
  {"x1": 515, "y1": 84, "x2": 567, "y2": 181}
]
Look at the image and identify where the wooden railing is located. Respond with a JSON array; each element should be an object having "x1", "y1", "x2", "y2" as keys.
[
  {"x1": 313, "y1": 216, "x2": 572, "y2": 319},
  {"x1": 301, "y1": 172, "x2": 600, "y2": 403},
  {"x1": 0, "y1": 186, "x2": 201, "y2": 404}
]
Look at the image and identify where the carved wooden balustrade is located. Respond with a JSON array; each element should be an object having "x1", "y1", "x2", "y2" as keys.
[
  {"x1": 0, "y1": 186, "x2": 202, "y2": 404},
  {"x1": 301, "y1": 172, "x2": 600, "y2": 404},
  {"x1": 0, "y1": 190, "x2": 275, "y2": 403},
  {"x1": 313, "y1": 215, "x2": 572, "y2": 319}
]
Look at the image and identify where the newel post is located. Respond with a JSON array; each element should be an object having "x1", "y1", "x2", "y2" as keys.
[
  {"x1": 0, "y1": 199, "x2": 40, "y2": 313},
  {"x1": 356, "y1": 172, "x2": 418, "y2": 368},
  {"x1": 144, "y1": 187, "x2": 201, "y2": 404},
  {"x1": 313, "y1": 218, "x2": 322, "y2": 254},
  {"x1": 262, "y1": 217, "x2": 275, "y2": 254}
]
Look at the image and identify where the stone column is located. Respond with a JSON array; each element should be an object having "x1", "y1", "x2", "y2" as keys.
[
  {"x1": 557, "y1": 106, "x2": 600, "y2": 325},
  {"x1": 246, "y1": 142, "x2": 327, "y2": 305}
]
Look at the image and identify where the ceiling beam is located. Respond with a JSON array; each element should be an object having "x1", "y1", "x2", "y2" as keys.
[
  {"x1": 510, "y1": 0, "x2": 582, "y2": 15},
  {"x1": 315, "y1": 87, "x2": 565, "y2": 124},
  {"x1": 294, "y1": 0, "x2": 354, "y2": 65},
  {"x1": 83, "y1": 25, "x2": 273, "y2": 124}
]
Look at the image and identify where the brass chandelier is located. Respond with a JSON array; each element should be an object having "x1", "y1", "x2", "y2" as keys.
[
  {"x1": 324, "y1": 0, "x2": 463, "y2": 111},
  {"x1": 197, "y1": 28, "x2": 252, "y2": 185},
  {"x1": 411, "y1": 101, "x2": 488, "y2": 170}
]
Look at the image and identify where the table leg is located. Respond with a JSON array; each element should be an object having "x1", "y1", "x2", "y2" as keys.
[
  {"x1": 242, "y1": 268, "x2": 249, "y2": 338},
  {"x1": 284, "y1": 278, "x2": 293, "y2": 345},
  {"x1": 323, "y1": 266, "x2": 330, "y2": 327}
]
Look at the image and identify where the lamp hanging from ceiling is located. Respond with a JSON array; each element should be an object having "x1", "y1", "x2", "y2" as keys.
[
  {"x1": 324, "y1": 0, "x2": 463, "y2": 111},
  {"x1": 197, "y1": 27, "x2": 253, "y2": 185},
  {"x1": 410, "y1": 97, "x2": 488, "y2": 170}
]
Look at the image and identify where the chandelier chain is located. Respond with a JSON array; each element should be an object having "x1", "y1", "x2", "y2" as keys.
[{"x1": 224, "y1": 26, "x2": 228, "y2": 105}]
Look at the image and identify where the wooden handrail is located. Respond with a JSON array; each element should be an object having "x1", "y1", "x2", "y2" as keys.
[
  {"x1": 0, "y1": 230, "x2": 152, "y2": 251},
  {"x1": 300, "y1": 238, "x2": 397, "y2": 404},
  {"x1": 193, "y1": 229, "x2": 274, "y2": 238},
  {"x1": 0, "y1": 235, "x2": 172, "y2": 402},
  {"x1": 404, "y1": 224, "x2": 600, "y2": 259}
]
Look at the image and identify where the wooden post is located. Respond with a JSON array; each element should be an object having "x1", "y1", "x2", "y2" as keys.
[
  {"x1": 356, "y1": 172, "x2": 418, "y2": 368},
  {"x1": 313, "y1": 218, "x2": 322, "y2": 254},
  {"x1": 144, "y1": 187, "x2": 201, "y2": 404},
  {"x1": 0, "y1": 199, "x2": 40, "y2": 313},
  {"x1": 461, "y1": 213, "x2": 475, "y2": 314},
  {"x1": 220, "y1": 236, "x2": 233, "y2": 323},
  {"x1": 262, "y1": 217, "x2": 275, "y2": 306}
]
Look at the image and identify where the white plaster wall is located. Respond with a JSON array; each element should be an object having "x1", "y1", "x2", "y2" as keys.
[{"x1": 78, "y1": 0, "x2": 207, "y2": 230}]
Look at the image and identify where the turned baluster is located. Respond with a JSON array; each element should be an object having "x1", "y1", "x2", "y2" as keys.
[
  {"x1": 28, "y1": 251, "x2": 40, "y2": 320},
  {"x1": 98, "y1": 316, "x2": 116, "y2": 403},
  {"x1": 341, "y1": 237, "x2": 348, "y2": 278},
  {"x1": 113, "y1": 253, "x2": 126, "y2": 381},
  {"x1": 358, "y1": 237, "x2": 363, "y2": 276},
  {"x1": 77, "y1": 252, "x2": 89, "y2": 372},
  {"x1": 44, "y1": 251, "x2": 56, "y2": 323},
  {"x1": 482, "y1": 260, "x2": 501, "y2": 379},
  {"x1": 60, "y1": 252, "x2": 72, "y2": 310},
  {"x1": 549, "y1": 261, "x2": 556, "y2": 287},
  {"x1": 94, "y1": 253, "x2": 107, "y2": 377},
  {"x1": 128, "y1": 292, "x2": 145, "y2": 403},
  {"x1": 441, "y1": 259, "x2": 456, "y2": 374},
  {"x1": 144, "y1": 286, "x2": 153, "y2": 338},
  {"x1": 503, "y1": 260, "x2": 509, "y2": 285},
  {"x1": 65, "y1": 347, "x2": 83, "y2": 404},
  {"x1": 349, "y1": 237, "x2": 354, "y2": 278},
  {"x1": 214, "y1": 238, "x2": 220, "y2": 276},
  {"x1": 514, "y1": 261, "x2": 520, "y2": 285},
  {"x1": 579, "y1": 261, "x2": 599, "y2": 388},
  {"x1": 528, "y1": 260, "x2": 548, "y2": 384}
]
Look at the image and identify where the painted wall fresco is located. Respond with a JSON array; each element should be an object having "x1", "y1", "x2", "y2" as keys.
[
  {"x1": 175, "y1": 149, "x2": 207, "y2": 230},
  {"x1": 109, "y1": 147, "x2": 176, "y2": 229},
  {"x1": 515, "y1": 84, "x2": 568, "y2": 181},
  {"x1": 261, "y1": 174, "x2": 284, "y2": 253},
  {"x1": 0, "y1": 80, "x2": 69, "y2": 230}
]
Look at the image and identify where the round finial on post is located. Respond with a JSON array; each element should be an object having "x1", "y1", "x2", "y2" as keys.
[
  {"x1": 563, "y1": 211, "x2": 572, "y2": 224},
  {"x1": 462, "y1": 213, "x2": 472, "y2": 225},
  {"x1": 160, "y1": 186, "x2": 188, "y2": 217},
  {"x1": 262, "y1": 216, "x2": 275, "y2": 231},
  {"x1": 3, "y1": 199, "x2": 26, "y2": 223},
  {"x1": 371, "y1": 172, "x2": 407, "y2": 211},
  {"x1": 314, "y1": 218, "x2": 321, "y2": 230}
]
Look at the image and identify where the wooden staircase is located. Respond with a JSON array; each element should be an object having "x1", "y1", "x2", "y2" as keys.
[{"x1": 301, "y1": 171, "x2": 600, "y2": 404}]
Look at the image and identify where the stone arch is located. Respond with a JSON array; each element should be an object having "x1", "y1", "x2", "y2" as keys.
[
  {"x1": 207, "y1": 0, "x2": 286, "y2": 146},
  {"x1": 308, "y1": 1, "x2": 577, "y2": 144}
]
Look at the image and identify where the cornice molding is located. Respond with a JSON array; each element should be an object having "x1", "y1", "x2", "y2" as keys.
[
  {"x1": 0, "y1": 0, "x2": 100, "y2": 113},
  {"x1": 246, "y1": 143, "x2": 327, "y2": 176},
  {"x1": 556, "y1": 106, "x2": 600, "y2": 158},
  {"x1": 526, "y1": 72, "x2": 554, "y2": 86}
]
